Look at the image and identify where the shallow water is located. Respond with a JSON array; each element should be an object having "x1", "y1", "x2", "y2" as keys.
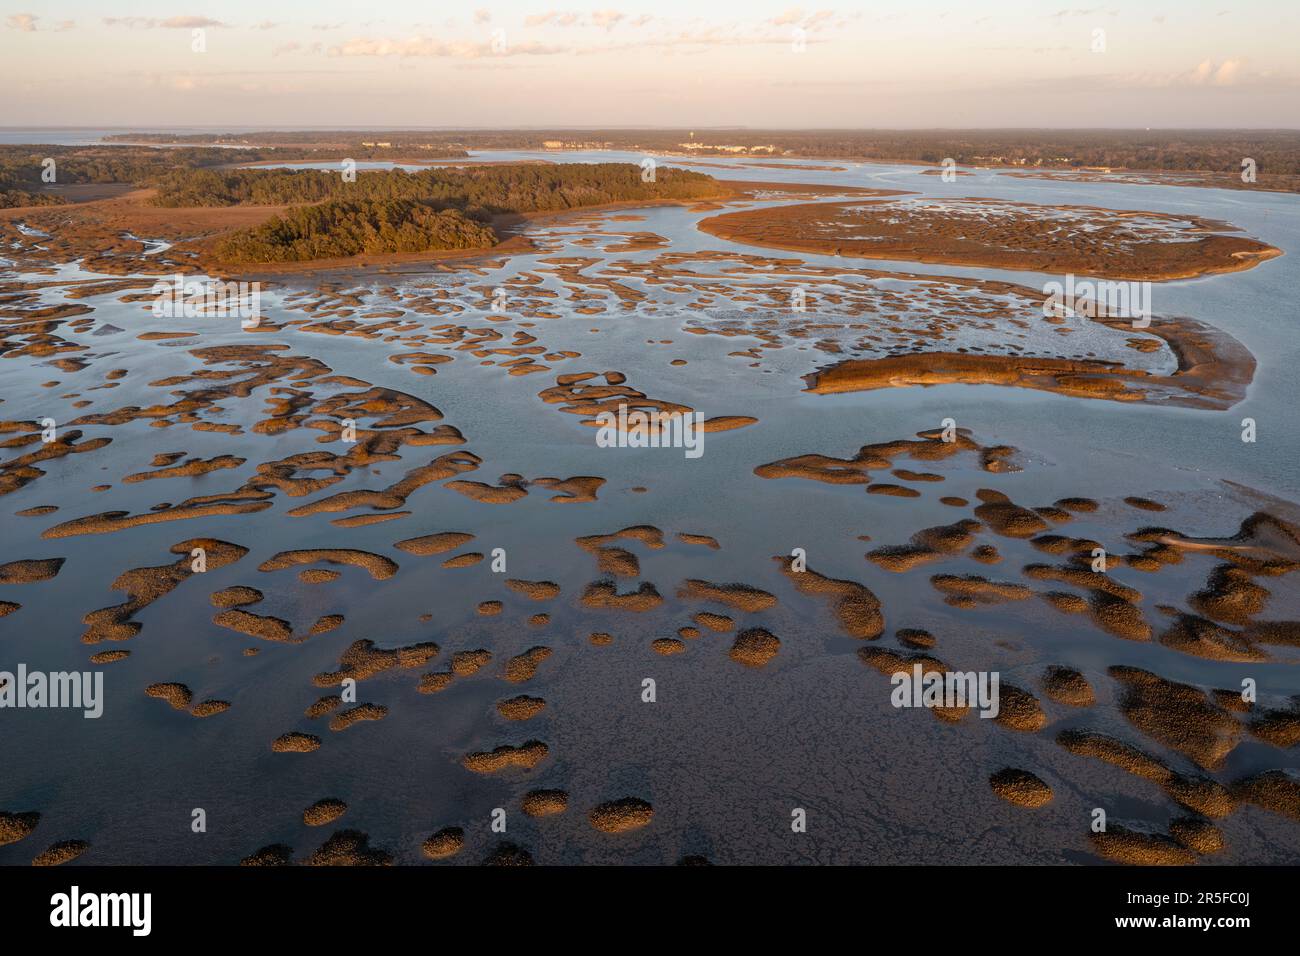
[{"x1": 1, "y1": 153, "x2": 1298, "y2": 865}]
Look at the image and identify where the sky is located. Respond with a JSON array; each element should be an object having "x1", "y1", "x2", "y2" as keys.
[{"x1": 2, "y1": 1, "x2": 1297, "y2": 128}]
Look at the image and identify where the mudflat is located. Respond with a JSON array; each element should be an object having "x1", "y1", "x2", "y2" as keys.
[
  {"x1": 2, "y1": 148, "x2": 1298, "y2": 869},
  {"x1": 698, "y1": 198, "x2": 1282, "y2": 280}
]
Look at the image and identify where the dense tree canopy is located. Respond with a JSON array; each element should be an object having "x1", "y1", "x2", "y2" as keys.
[
  {"x1": 151, "y1": 163, "x2": 724, "y2": 212},
  {"x1": 198, "y1": 163, "x2": 726, "y2": 263},
  {"x1": 0, "y1": 145, "x2": 290, "y2": 207},
  {"x1": 216, "y1": 199, "x2": 500, "y2": 263}
]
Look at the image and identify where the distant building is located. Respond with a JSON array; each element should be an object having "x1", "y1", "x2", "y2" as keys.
[
  {"x1": 541, "y1": 140, "x2": 612, "y2": 150},
  {"x1": 677, "y1": 142, "x2": 777, "y2": 154}
]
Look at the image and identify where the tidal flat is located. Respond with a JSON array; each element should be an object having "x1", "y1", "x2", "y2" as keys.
[{"x1": 1, "y1": 150, "x2": 1298, "y2": 866}]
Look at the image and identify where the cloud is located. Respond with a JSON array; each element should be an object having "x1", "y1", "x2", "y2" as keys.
[
  {"x1": 1018, "y1": 58, "x2": 1297, "y2": 94},
  {"x1": 328, "y1": 36, "x2": 567, "y2": 58},
  {"x1": 768, "y1": 8, "x2": 839, "y2": 30},
  {"x1": 273, "y1": 41, "x2": 301, "y2": 56},
  {"x1": 474, "y1": 10, "x2": 492, "y2": 25},
  {"x1": 161, "y1": 16, "x2": 225, "y2": 29},
  {"x1": 548, "y1": 28, "x2": 804, "y2": 57},
  {"x1": 253, "y1": 20, "x2": 280, "y2": 30},
  {"x1": 102, "y1": 16, "x2": 227, "y2": 29},
  {"x1": 591, "y1": 10, "x2": 625, "y2": 31},
  {"x1": 6, "y1": 13, "x2": 37, "y2": 31},
  {"x1": 1116, "y1": 57, "x2": 1255, "y2": 88},
  {"x1": 525, "y1": 11, "x2": 581, "y2": 27},
  {"x1": 1188, "y1": 57, "x2": 1244, "y2": 86}
]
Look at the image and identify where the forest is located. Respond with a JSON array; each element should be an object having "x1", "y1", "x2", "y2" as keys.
[
  {"x1": 215, "y1": 199, "x2": 499, "y2": 263},
  {"x1": 208, "y1": 163, "x2": 725, "y2": 262},
  {"x1": 7, "y1": 128, "x2": 1296, "y2": 209},
  {"x1": 0, "y1": 144, "x2": 301, "y2": 207},
  {"x1": 151, "y1": 163, "x2": 723, "y2": 211},
  {"x1": 452, "y1": 128, "x2": 1300, "y2": 174}
]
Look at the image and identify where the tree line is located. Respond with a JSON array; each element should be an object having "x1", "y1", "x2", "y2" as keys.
[
  {"x1": 152, "y1": 162, "x2": 723, "y2": 211},
  {"x1": 0, "y1": 145, "x2": 294, "y2": 207},
  {"x1": 128, "y1": 127, "x2": 1298, "y2": 175},
  {"x1": 210, "y1": 163, "x2": 724, "y2": 263},
  {"x1": 216, "y1": 200, "x2": 499, "y2": 263}
]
